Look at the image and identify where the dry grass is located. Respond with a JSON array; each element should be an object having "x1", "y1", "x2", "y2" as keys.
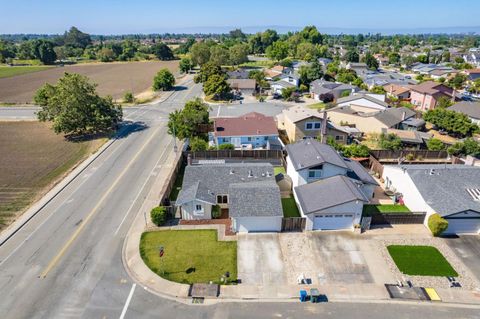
[
  {"x1": 0, "y1": 121, "x2": 106, "y2": 229},
  {"x1": 0, "y1": 60, "x2": 179, "y2": 104}
]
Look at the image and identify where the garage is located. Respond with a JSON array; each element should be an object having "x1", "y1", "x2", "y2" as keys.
[
  {"x1": 313, "y1": 214, "x2": 354, "y2": 230},
  {"x1": 444, "y1": 218, "x2": 480, "y2": 234},
  {"x1": 233, "y1": 216, "x2": 282, "y2": 233}
]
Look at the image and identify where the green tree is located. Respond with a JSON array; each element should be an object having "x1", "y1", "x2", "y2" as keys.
[
  {"x1": 33, "y1": 40, "x2": 57, "y2": 65},
  {"x1": 299, "y1": 26, "x2": 323, "y2": 44},
  {"x1": 345, "y1": 50, "x2": 359, "y2": 63},
  {"x1": 97, "y1": 48, "x2": 115, "y2": 62},
  {"x1": 379, "y1": 133, "x2": 402, "y2": 150},
  {"x1": 370, "y1": 86, "x2": 386, "y2": 94},
  {"x1": 229, "y1": 43, "x2": 249, "y2": 65},
  {"x1": 209, "y1": 46, "x2": 229, "y2": 66},
  {"x1": 364, "y1": 53, "x2": 379, "y2": 70},
  {"x1": 190, "y1": 42, "x2": 211, "y2": 66},
  {"x1": 179, "y1": 57, "x2": 193, "y2": 74},
  {"x1": 194, "y1": 62, "x2": 225, "y2": 83},
  {"x1": 35, "y1": 73, "x2": 122, "y2": 136},
  {"x1": 123, "y1": 92, "x2": 134, "y2": 103},
  {"x1": 151, "y1": 43, "x2": 174, "y2": 60},
  {"x1": 426, "y1": 138, "x2": 444, "y2": 151},
  {"x1": 150, "y1": 206, "x2": 167, "y2": 226},
  {"x1": 388, "y1": 52, "x2": 401, "y2": 65},
  {"x1": 63, "y1": 26, "x2": 92, "y2": 49},
  {"x1": 298, "y1": 61, "x2": 324, "y2": 85},
  {"x1": 266, "y1": 41, "x2": 289, "y2": 61},
  {"x1": 153, "y1": 69, "x2": 175, "y2": 91},
  {"x1": 167, "y1": 98, "x2": 210, "y2": 140},
  {"x1": 436, "y1": 96, "x2": 453, "y2": 109},
  {"x1": 424, "y1": 108, "x2": 478, "y2": 137},
  {"x1": 203, "y1": 74, "x2": 231, "y2": 100},
  {"x1": 190, "y1": 136, "x2": 208, "y2": 151},
  {"x1": 448, "y1": 73, "x2": 467, "y2": 90}
]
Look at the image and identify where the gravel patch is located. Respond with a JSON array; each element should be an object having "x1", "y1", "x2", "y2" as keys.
[{"x1": 379, "y1": 237, "x2": 480, "y2": 290}]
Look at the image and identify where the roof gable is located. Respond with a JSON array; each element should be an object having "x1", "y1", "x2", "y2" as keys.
[{"x1": 286, "y1": 139, "x2": 348, "y2": 171}]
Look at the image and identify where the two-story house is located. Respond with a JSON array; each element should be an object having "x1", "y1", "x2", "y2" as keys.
[
  {"x1": 285, "y1": 139, "x2": 378, "y2": 231},
  {"x1": 211, "y1": 112, "x2": 280, "y2": 150},
  {"x1": 409, "y1": 81, "x2": 459, "y2": 112}
]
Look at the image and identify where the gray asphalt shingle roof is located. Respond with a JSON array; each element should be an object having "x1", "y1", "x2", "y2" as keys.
[
  {"x1": 449, "y1": 101, "x2": 480, "y2": 120},
  {"x1": 398, "y1": 165, "x2": 480, "y2": 217},
  {"x1": 336, "y1": 94, "x2": 389, "y2": 108},
  {"x1": 176, "y1": 181, "x2": 216, "y2": 206},
  {"x1": 295, "y1": 175, "x2": 369, "y2": 214},
  {"x1": 343, "y1": 158, "x2": 379, "y2": 185},
  {"x1": 229, "y1": 181, "x2": 283, "y2": 217},
  {"x1": 286, "y1": 139, "x2": 348, "y2": 171},
  {"x1": 374, "y1": 107, "x2": 415, "y2": 127}
]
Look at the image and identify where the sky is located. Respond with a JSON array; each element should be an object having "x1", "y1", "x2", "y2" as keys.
[{"x1": 1, "y1": 0, "x2": 479, "y2": 35}]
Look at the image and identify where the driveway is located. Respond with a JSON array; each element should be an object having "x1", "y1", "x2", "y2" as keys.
[
  {"x1": 444, "y1": 235, "x2": 480, "y2": 282},
  {"x1": 237, "y1": 232, "x2": 393, "y2": 286}
]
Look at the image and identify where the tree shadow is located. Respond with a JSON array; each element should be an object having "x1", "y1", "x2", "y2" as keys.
[
  {"x1": 64, "y1": 120, "x2": 149, "y2": 142},
  {"x1": 174, "y1": 86, "x2": 188, "y2": 91},
  {"x1": 115, "y1": 121, "x2": 149, "y2": 139}
]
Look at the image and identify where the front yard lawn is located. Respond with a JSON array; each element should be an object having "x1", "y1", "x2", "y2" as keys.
[
  {"x1": 363, "y1": 204, "x2": 410, "y2": 215},
  {"x1": 274, "y1": 166, "x2": 286, "y2": 175},
  {"x1": 307, "y1": 102, "x2": 326, "y2": 110},
  {"x1": 387, "y1": 245, "x2": 458, "y2": 277},
  {"x1": 281, "y1": 197, "x2": 300, "y2": 217},
  {"x1": 140, "y1": 230, "x2": 237, "y2": 285}
]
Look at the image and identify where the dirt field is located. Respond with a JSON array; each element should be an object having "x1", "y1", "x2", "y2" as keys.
[
  {"x1": 0, "y1": 60, "x2": 179, "y2": 104},
  {"x1": 0, "y1": 121, "x2": 105, "y2": 230}
]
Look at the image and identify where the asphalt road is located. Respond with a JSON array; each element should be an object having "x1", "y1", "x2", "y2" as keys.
[
  {"x1": 0, "y1": 81, "x2": 479, "y2": 319},
  {"x1": 444, "y1": 235, "x2": 480, "y2": 282}
]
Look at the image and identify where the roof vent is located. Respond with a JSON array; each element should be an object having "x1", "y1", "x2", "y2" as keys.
[
  {"x1": 466, "y1": 188, "x2": 480, "y2": 201},
  {"x1": 266, "y1": 171, "x2": 272, "y2": 177},
  {"x1": 248, "y1": 170, "x2": 253, "y2": 178},
  {"x1": 230, "y1": 169, "x2": 235, "y2": 174},
  {"x1": 429, "y1": 169, "x2": 436, "y2": 175}
]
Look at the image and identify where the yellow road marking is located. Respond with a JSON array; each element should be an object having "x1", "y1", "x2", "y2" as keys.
[{"x1": 39, "y1": 126, "x2": 162, "y2": 278}]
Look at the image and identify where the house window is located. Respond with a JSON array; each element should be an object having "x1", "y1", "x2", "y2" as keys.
[
  {"x1": 305, "y1": 122, "x2": 321, "y2": 130},
  {"x1": 264, "y1": 136, "x2": 268, "y2": 141},
  {"x1": 335, "y1": 135, "x2": 344, "y2": 141},
  {"x1": 308, "y1": 169, "x2": 322, "y2": 179},
  {"x1": 195, "y1": 204, "x2": 202, "y2": 211},
  {"x1": 247, "y1": 137, "x2": 252, "y2": 141},
  {"x1": 217, "y1": 195, "x2": 228, "y2": 204}
]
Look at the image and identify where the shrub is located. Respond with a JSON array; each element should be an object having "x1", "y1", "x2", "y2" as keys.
[
  {"x1": 153, "y1": 68, "x2": 175, "y2": 91},
  {"x1": 123, "y1": 92, "x2": 134, "y2": 103},
  {"x1": 427, "y1": 138, "x2": 444, "y2": 151},
  {"x1": 190, "y1": 136, "x2": 208, "y2": 151},
  {"x1": 218, "y1": 143, "x2": 234, "y2": 150},
  {"x1": 405, "y1": 153, "x2": 415, "y2": 161},
  {"x1": 151, "y1": 206, "x2": 167, "y2": 226},
  {"x1": 211, "y1": 205, "x2": 221, "y2": 219},
  {"x1": 428, "y1": 213, "x2": 449, "y2": 237}
]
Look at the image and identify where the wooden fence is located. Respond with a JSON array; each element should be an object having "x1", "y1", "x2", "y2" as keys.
[
  {"x1": 370, "y1": 150, "x2": 449, "y2": 161},
  {"x1": 367, "y1": 212, "x2": 426, "y2": 225},
  {"x1": 184, "y1": 149, "x2": 284, "y2": 160},
  {"x1": 281, "y1": 217, "x2": 306, "y2": 232}
]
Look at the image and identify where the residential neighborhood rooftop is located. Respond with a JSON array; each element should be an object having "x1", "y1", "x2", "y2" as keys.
[
  {"x1": 295, "y1": 175, "x2": 370, "y2": 214},
  {"x1": 449, "y1": 101, "x2": 480, "y2": 120},
  {"x1": 336, "y1": 93, "x2": 389, "y2": 108},
  {"x1": 286, "y1": 139, "x2": 348, "y2": 171},
  {"x1": 229, "y1": 181, "x2": 283, "y2": 217},
  {"x1": 214, "y1": 112, "x2": 278, "y2": 137}
]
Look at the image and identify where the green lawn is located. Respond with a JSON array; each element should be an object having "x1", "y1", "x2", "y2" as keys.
[
  {"x1": 363, "y1": 204, "x2": 410, "y2": 215},
  {"x1": 307, "y1": 102, "x2": 326, "y2": 110},
  {"x1": 140, "y1": 230, "x2": 237, "y2": 285},
  {"x1": 281, "y1": 197, "x2": 300, "y2": 218},
  {"x1": 0, "y1": 66, "x2": 53, "y2": 79},
  {"x1": 274, "y1": 166, "x2": 286, "y2": 175},
  {"x1": 387, "y1": 245, "x2": 458, "y2": 277}
]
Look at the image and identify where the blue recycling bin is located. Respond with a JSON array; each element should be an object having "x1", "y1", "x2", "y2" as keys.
[{"x1": 299, "y1": 290, "x2": 308, "y2": 302}]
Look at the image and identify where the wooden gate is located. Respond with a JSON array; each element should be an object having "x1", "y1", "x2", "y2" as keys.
[{"x1": 281, "y1": 217, "x2": 306, "y2": 232}]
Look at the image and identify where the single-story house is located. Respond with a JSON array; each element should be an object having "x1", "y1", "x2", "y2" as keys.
[
  {"x1": 309, "y1": 79, "x2": 359, "y2": 101},
  {"x1": 176, "y1": 163, "x2": 283, "y2": 233},
  {"x1": 227, "y1": 69, "x2": 250, "y2": 79},
  {"x1": 327, "y1": 106, "x2": 416, "y2": 134},
  {"x1": 211, "y1": 112, "x2": 280, "y2": 150},
  {"x1": 448, "y1": 101, "x2": 480, "y2": 126},
  {"x1": 270, "y1": 80, "x2": 296, "y2": 95},
  {"x1": 382, "y1": 164, "x2": 480, "y2": 234},
  {"x1": 276, "y1": 105, "x2": 350, "y2": 143},
  {"x1": 409, "y1": 81, "x2": 459, "y2": 112},
  {"x1": 227, "y1": 79, "x2": 257, "y2": 96},
  {"x1": 381, "y1": 128, "x2": 433, "y2": 149},
  {"x1": 346, "y1": 62, "x2": 369, "y2": 75},
  {"x1": 335, "y1": 93, "x2": 389, "y2": 113},
  {"x1": 286, "y1": 139, "x2": 377, "y2": 230},
  {"x1": 464, "y1": 68, "x2": 480, "y2": 81},
  {"x1": 463, "y1": 50, "x2": 480, "y2": 68},
  {"x1": 383, "y1": 83, "x2": 411, "y2": 100}
]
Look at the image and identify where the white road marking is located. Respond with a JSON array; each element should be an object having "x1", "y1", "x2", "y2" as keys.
[
  {"x1": 113, "y1": 138, "x2": 172, "y2": 235},
  {"x1": 119, "y1": 283, "x2": 136, "y2": 319}
]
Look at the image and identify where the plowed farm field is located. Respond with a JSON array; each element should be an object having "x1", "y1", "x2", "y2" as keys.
[{"x1": 0, "y1": 60, "x2": 179, "y2": 104}]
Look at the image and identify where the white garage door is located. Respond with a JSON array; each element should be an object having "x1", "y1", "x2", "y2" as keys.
[
  {"x1": 445, "y1": 218, "x2": 480, "y2": 234},
  {"x1": 234, "y1": 217, "x2": 282, "y2": 233},
  {"x1": 313, "y1": 214, "x2": 354, "y2": 230}
]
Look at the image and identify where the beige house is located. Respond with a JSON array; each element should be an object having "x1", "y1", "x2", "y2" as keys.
[
  {"x1": 327, "y1": 106, "x2": 416, "y2": 134},
  {"x1": 277, "y1": 105, "x2": 349, "y2": 143}
]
